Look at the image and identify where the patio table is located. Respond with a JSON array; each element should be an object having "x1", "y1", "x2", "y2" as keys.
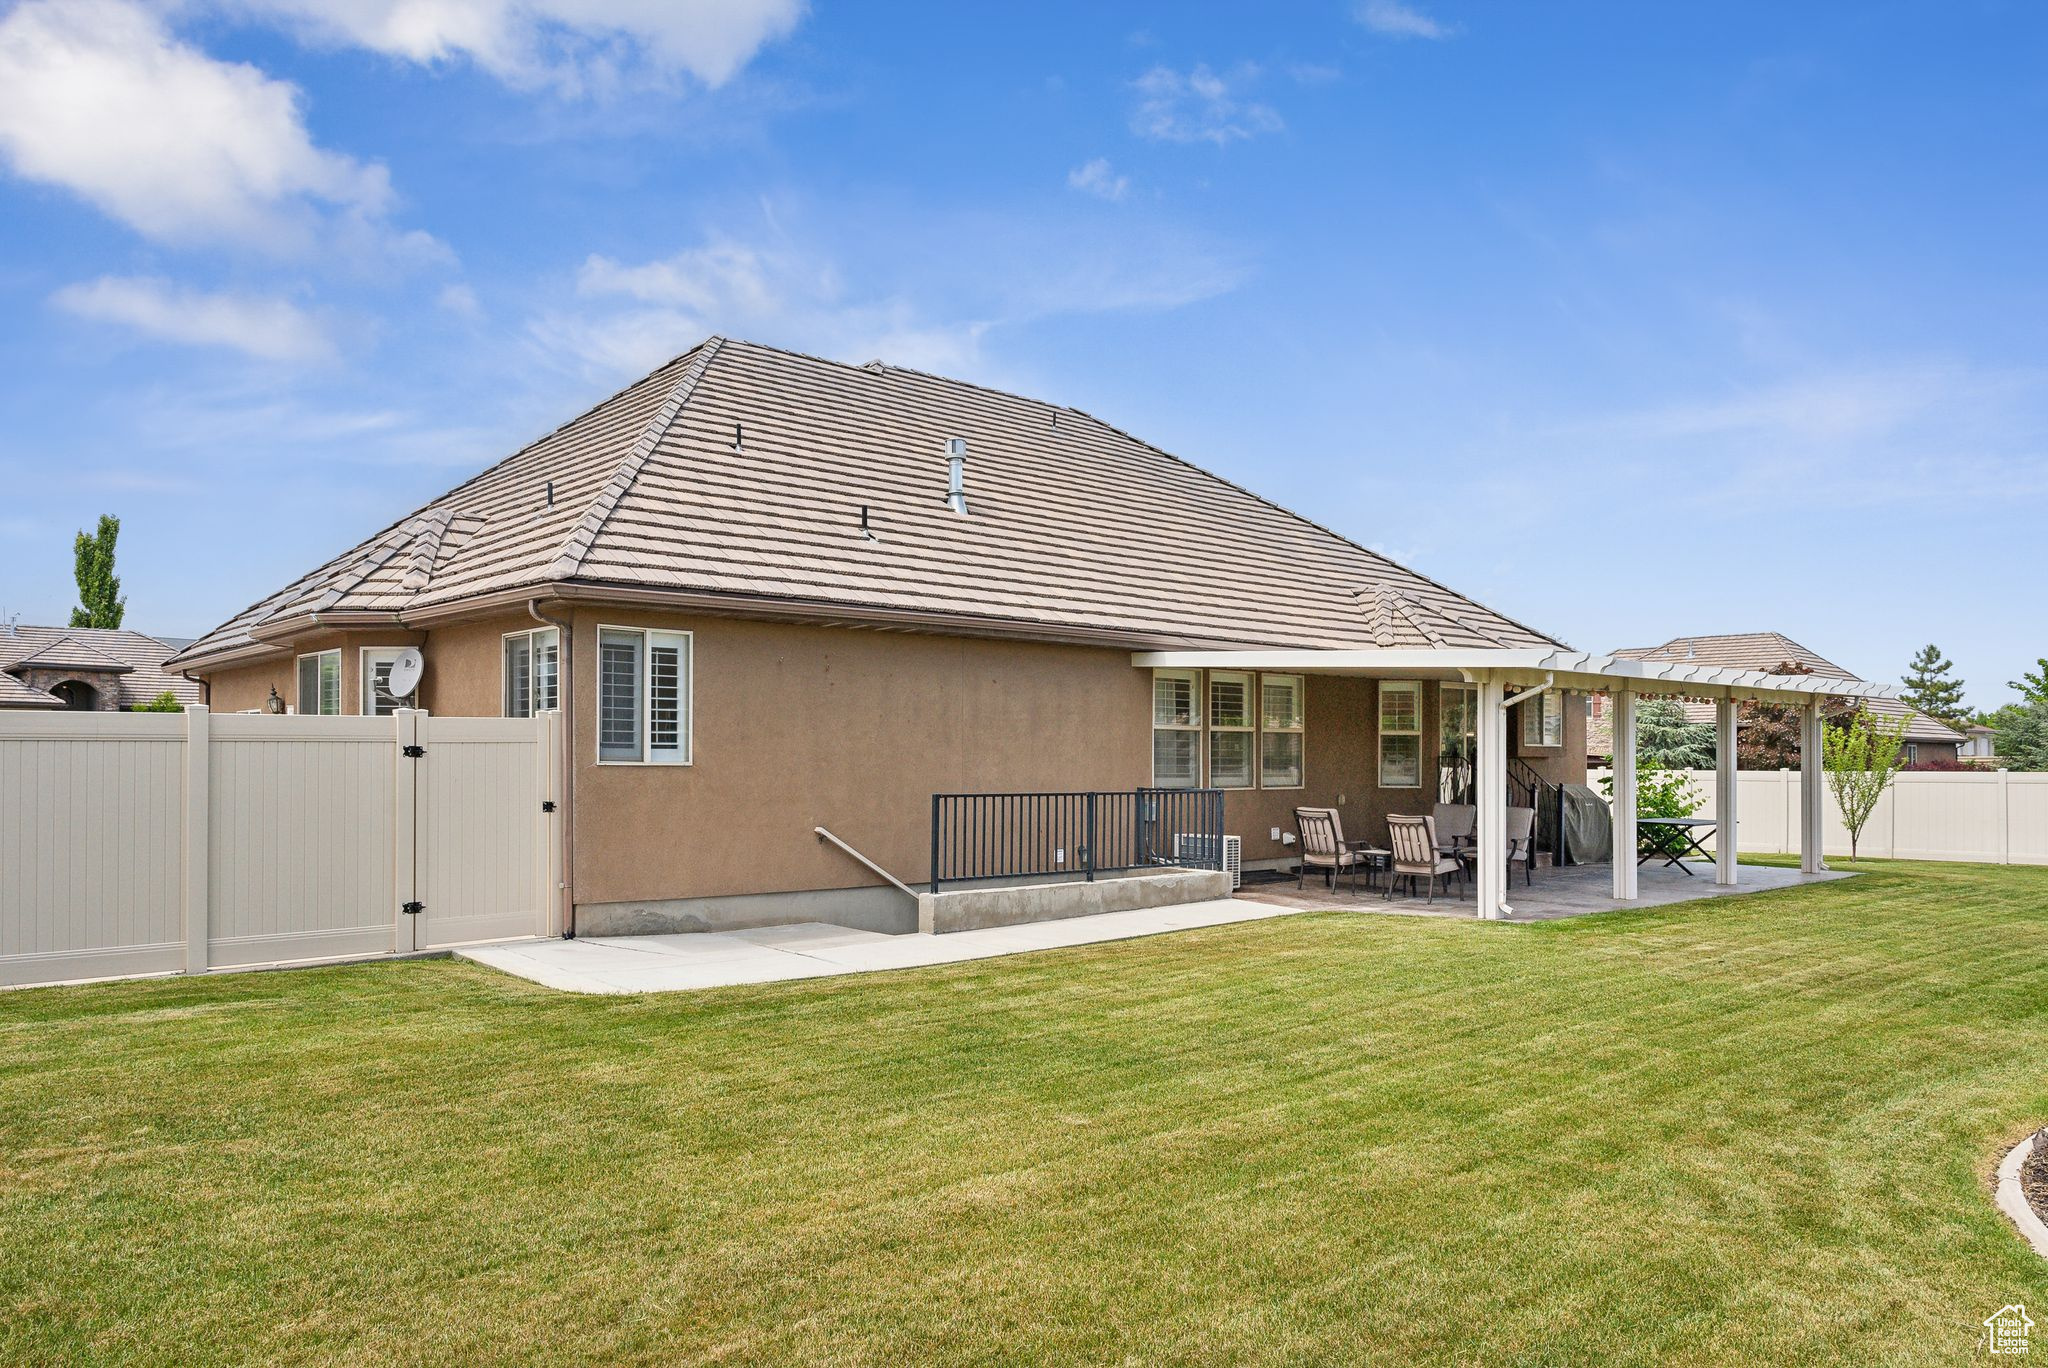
[{"x1": 1637, "y1": 817, "x2": 1716, "y2": 873}]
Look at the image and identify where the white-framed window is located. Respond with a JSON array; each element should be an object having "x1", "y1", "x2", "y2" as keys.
[
  {"x1": 1520, "y1": 689, "x2": 1564, "y2": 747},
  {"x1": 1151, "y1": 669, "x2": 1200, "y2": 789},
  {"x1": 1208, "y1": 671, "x2": 1253, "y2": 789},
  {"x1": 502, "y1": 627, "x2": 559, "y2": 718},
  {"x1": 596, "y1": 626, "x2": 690, "y2": 764},
  {"x1": 295, "y1": 649, "x2": 340, "y2": 716},
  {"x1": 361, "y1": 647, "x2": 407, "y2": 716},
  {"x1": 1378, "y1": 680, "x2": 1422, "y2": 788},
  {"x1": 1259, "y1": 673, "x2": 1304, "y2": 789}
]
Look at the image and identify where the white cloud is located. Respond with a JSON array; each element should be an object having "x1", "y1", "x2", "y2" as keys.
[
  {"x1": 437, "y1": 282, "x2": 483, "y2": 318},
  {"x1": 538, "y1": 219, "x2": 1249, "y2": 382},
  {"x1": 222, "y1": 0, "x2": 806, "y2": 96},
  {"x1": 0, "y1": 0, "x2": 430, "y2": 258},
  {"x1": 52, "y1": 276, "x2": 335, "y2": 362},
  {"x1": 1067, "y1": 157, "x2": 1130, "y2": 201},
  {"x1": 1354, "y1": 1, "x2": 1456, "y2": 40},
  {"x1": 1130, "y1": 64, "x2": 1282, "y2": 146}
]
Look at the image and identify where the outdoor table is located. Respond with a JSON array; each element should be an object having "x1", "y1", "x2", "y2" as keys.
[{"x1": 1637, "y1": 817, "x2": 1716, "y2": 873}]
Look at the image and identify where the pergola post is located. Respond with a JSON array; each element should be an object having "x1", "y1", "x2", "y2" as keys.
[
  {"x1": 1475, "y1": 678, "x2": 1508, "y2": 919},
  {"x1": 1611, "y1": 690, "x2": 1638, "y2": 900},
  {"x1": 1799, "y1": 701, "x2": 1827, "y2": 873},
  {"x1": 1715, "y1": 695, "x2": 1738, "y2": 886}
]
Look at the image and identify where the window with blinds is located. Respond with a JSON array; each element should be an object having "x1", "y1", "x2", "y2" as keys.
[
  {"x1": 296, "y1": 649, "x2": 340, "y2": 715},
  {"x1": 362, "y1": 648, "x2": 405, "y2": 716},
  {"x1": 1208, "y1": 671, "x2": 1253, "y2": 789},
  {"x1": 502, "y1": 628, "x2": 558, "y2": 717},
  {"x1": 1152, "y1": 669, "x2": 1200, "y2": 787},
  {"x1": 598, "y1": 630, "x2": 642, "y2": 761},
  {"x1": 596, "y1": 626, "x2": 691, "y2": 764},
  {"x1": 1378, "y1": 680, "x2": 1422, "y2": 788},
  {"x1": 1259, "y1": 673, "x2": 1304, "y2": 789}
]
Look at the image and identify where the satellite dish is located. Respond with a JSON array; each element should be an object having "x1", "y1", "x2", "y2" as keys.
[{"x1": 386, "y1": 648, "x2": 425, "y2": 700}]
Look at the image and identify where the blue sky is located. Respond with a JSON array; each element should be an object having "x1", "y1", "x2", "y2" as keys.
[{"x1": 1, "y1": 1, "x2": 2042, "y2": 709}]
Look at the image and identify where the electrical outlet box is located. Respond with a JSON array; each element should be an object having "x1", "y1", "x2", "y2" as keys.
[
  {"x1": 1055, "y1": 847, "x2": 1065, "y2": 864},
  {"x1": 1269, "y1": 827, "x2": 1281, "y2": 841},
  {"x1": 1281, "y1": 832, "x2": 1296, "y2": 846}
]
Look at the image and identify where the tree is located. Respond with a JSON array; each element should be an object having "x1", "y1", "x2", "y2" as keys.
[
  {"x1": 1597, "y1": 755, "x2": 1705, "y2": 861},
  {"x1": 1823, "y1": 710, "x2": 1908, "y2": 860},
  {"x1": 1635, "y1": 699, "x2": 1716, "y2": 769},
  {"x1": 1899, "y1": 644, "x2": 1968, "y2": 731},
  {"x1": 1736, "y1": 661, "x2": 1855, "y2": 769},
  {"x1": 68, "y1": 514, "x2": 125, "y2": 629},
  {"x1": 2012, "y1": 659, "x2": 2048, "y2": 709},
  {"x1": 1993, "y1": 701, "x2": 2048, "y2": 771}
]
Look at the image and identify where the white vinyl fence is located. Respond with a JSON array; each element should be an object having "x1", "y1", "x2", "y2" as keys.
[
  {"x1": 1587, "y1": 768, "x2": 2048, "y2": 865},
  {"x1": 2, "y1": 707, "x2": 561, "y2": 988}
]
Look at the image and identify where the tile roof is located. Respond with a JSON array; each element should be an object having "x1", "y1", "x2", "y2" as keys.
[
  {"x1": 171, "y1": 337, "x2": 1562, "y2": 666},
  {"x1": 1591, "y1": 631, "x2": 1964, "y2": 748},
  {"x1": 0, "y1": 626, "x2": 203, "y2": 709}
]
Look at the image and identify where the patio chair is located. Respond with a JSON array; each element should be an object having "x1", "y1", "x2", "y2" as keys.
[
  {"x1": 1505, "y1": 806, "x2": 1536, "y2": 888},
  {"x1": 1431, "y1": 802, "x2": 1475, "y2": 856},
  {"x1": 1294, "y1": 806, "x2": 1372, "y2": 896},
  {"x1": 1386, "y1": 814, "x2": 1461, "y2": 904}
]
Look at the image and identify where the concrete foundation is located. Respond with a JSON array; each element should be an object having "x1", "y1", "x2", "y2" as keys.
[
  {"x1": 576, "y1": 883, "x2": 918, "y2": 937},
  {"x1": 918, "y1": 867, "x2": 1230, "y2": 934}
]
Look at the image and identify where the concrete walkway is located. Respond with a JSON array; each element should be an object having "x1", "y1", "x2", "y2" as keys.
[{"x1": 457, "y1": 898, "x2": 1290, "y2": 994}]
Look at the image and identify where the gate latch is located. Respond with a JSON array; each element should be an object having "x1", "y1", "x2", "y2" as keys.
[
  {"x1": 402, "y1": 744, "x2": 425, "y2": 758},
  {"x1": 401, "y1": 901, "x2": 425, "y2": 915},
  {"x1": 541, "y1": 800, "x2": 557, "y2": 813}
]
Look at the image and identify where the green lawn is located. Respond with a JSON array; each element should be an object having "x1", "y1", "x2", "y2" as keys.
[{"x1": 5, "y1": 860, "x2": 2048, "y2": 1365}]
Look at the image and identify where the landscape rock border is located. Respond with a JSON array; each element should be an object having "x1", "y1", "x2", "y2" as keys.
[{"x1": 1994, "y1": 1130, "x2": 2048, "y2": 1257}]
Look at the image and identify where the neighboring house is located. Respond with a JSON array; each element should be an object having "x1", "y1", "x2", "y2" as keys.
[
  {"x1": 1960, "y1": 724, "x2": 1998, "y2": 763},
  {"x1": 1584, "y1": 631, "x2": 1966, "y2": 766},
  {"x1": 0, "y1": 624, "x2": 203, "y2": 712},
  {"x1": 163, "y1": 337, "x2": 1878, "y2": 930}
]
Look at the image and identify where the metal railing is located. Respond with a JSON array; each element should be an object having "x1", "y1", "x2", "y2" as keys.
[{"x1": 929, "y1": 788, "x2": 1226, "y2": 892}]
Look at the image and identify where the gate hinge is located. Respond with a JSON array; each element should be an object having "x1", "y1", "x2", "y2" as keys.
[
  {"x1": 402, "y1": 744, "x2": 426, "y2": 758},
  {"x1": 401, "y1": 900, "x2": 425, "y2": 915},
  {"x1": 541, "y1": 800, "x2": 557, "y2": 813}
]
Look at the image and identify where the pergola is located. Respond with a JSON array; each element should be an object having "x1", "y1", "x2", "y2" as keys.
[{"x1": 1132, "y1": 647, "x2": 1899, "y2": 919}]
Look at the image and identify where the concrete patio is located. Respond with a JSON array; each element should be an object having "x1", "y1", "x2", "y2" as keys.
[
  {"x1": 1234, "y1": 858, "x2": 1852, "y2": 921},
  {"x1": 457, "y1": 859, "x2": 1851, "y2": 993}
]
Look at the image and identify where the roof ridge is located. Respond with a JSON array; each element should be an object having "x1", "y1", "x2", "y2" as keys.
[{"x1": 546, "y1": 338, "x2": 724, "y2": 581}]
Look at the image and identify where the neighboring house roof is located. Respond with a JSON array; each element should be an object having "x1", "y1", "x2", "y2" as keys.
[
  {"x1": 1581, "y1": 631, "x2": 1964, "y2": 753},
  {"x1": 169, "y1": 336, "x2": 1563, "y2": 670},
  {"x1": 0, "y1": 626, "x2": 205, "y2": 709}
]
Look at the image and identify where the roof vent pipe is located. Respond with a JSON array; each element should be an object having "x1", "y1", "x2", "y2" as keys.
[{"x1": 944, "y1": 438, "x2": 968, "y2": 515}]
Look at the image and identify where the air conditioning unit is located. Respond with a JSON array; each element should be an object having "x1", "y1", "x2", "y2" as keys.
[{"x1": 1174, "y1": 833, "x2": 1242, "y2": 890}]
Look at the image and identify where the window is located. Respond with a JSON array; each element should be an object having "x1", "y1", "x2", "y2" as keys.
[
  {"x1": 361, "y1": 648, "x2": 407, "y2": 716},
  {"x1": 597, "y1": 626, "x2": 691, "y2": 764},
  {"x1": 1208, "y1": 671, "x2": 1253, "y2": 789},
  {"x1": 1378, "y1": 680, "x2": 1421, "y2": 788},
  {"x1": 502, "y1": 628, "x2": 559, "y2": 718},
  {"x1": 1904, "y1": 743, "x2": 1919, "y2": 765},
  {"x1": 1151, "y1": 669, "x2": 1200, "y2": 788},
  {"x1": 1520, "y1": 689, "x2": 1564, "y2": 747},
  {"x1": 1260, "y1": 673, "x2": 1304, "y2": 789},
  {"x1": 295, "y1": 649, "x2": 340, "y2": 716}
]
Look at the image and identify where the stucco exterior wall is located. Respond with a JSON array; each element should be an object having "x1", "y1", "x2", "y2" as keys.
[{"x1": 188, "y1": 607, "x2": 1590, "y2": 911}]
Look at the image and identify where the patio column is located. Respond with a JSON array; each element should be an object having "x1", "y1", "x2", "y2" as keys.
[
  {"x1": 1474, "y1": 678, "x2": 1509, "y2": 919},
  {"x1": 1799, "y1": 701, "x2": 1827, "y2": 873},
  {"x1": 1611, "y1": 690, "x2": 1638, "y2": 900},
  {"x1": 1715, "y1": 696, "x2": 1738, "y2": 886}
]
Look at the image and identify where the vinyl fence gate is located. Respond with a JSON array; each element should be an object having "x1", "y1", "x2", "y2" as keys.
[{"x1": 1, "y1": 707, "x2": 562, "y2": 989}]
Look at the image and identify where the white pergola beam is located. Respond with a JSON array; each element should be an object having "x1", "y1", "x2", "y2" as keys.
[
  {"x1": 1475, "y1": 678, "x2": 1509, "y2": 920},
  {"x1": 1799, "y1": 702, "x2": 1827, "y2": 873},
  {"x1": 1715, "y1": 696, "x2": 1738, "y2": 886},
  {"x1": 1611, "y1": 690, "x2": 1638, "y2": 900}
]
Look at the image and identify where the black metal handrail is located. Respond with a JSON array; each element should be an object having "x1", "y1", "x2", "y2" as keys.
[{"x1": 929, "y1": 788, "x2": 1226, "y2": 892}]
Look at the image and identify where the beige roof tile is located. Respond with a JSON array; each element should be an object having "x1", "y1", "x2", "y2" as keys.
[
  {"x1": 0, "y1": 626, "x2": 203, "y2": 708},
  {"x1": 172, "y1": 337, "x2": 1562, "y2": 666}
]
